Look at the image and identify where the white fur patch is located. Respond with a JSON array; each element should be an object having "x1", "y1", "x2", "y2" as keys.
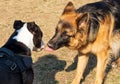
[{"x1": 13, "y1": 23, "x2": 34, "y2": 50}]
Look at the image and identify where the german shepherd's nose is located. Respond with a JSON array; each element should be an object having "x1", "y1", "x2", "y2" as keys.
[
  {"x1": 47, "y1": 42, "x2": 54, "y2": 49},
  {"x1": 46, "y1": 41, "x2": 56, "y2": 52}
]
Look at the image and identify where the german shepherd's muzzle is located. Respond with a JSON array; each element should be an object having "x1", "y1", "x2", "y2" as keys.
[{"x1": 46, "y1": 0, "x2": 120, "y2": 84}]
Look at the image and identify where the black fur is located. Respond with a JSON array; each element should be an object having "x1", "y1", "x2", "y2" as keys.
[
  {"x1": 14, "y1": 20, "x2": 25, "y2": 30},
  {"x1": 27, "y1": 22, "x2": 43, "y2": 48}
]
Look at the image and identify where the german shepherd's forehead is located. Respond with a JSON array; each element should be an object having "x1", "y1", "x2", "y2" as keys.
[
  {"x1": 57, "y1": 20, "x2": 76, "y2": 36},
  {"x1": 61, "y1": 14, "x2": 77, "y2": 25},
  {"x1": 56, "y1": 13, "x2": 79, "y2": 36}
]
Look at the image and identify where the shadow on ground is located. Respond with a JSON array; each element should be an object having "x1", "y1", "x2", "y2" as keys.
[
  {"x1": 33, "y1": 54, "x2": 66, "y2": 84},
  {"x1": 65, "y1": 54, "x2": 97, "y2": 83}
]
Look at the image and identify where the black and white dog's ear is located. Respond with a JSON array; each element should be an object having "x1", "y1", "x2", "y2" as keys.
[{"x1": 13, "y1": 20, "x2": 24, "y2": 30}]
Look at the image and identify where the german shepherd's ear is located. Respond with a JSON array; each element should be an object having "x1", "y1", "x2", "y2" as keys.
[
  {"x1": 76, "y1": 13, "x2": 99, "y2": 42},
  {"x1": 76, "y1": 13, "x2": 89, "y2": 30},
  {"x1": 76, "y1": 13, "x2": 89, "y2": 42},
  {"x1": 13, "y1": 20, "x2": 24, "y2": 30},
  {"x1": 62, "y1": 2, "x2": 76, "y2": 14}
]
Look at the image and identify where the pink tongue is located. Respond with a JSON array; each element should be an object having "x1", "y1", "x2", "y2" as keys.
[{"x1": 45, "y1": 46, "x2": 54, "y2": 52}]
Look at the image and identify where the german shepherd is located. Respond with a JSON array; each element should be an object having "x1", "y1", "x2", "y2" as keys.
[{"x1": 46, "y1": 0, "x2": 120, "y2": 84}]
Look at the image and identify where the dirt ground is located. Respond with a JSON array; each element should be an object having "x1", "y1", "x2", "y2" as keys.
[{"x1": 0, "y1": 0, "x2": 120, "y2": 84}]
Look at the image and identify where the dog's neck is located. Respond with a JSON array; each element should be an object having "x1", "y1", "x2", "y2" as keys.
[{"x1": 2, "y1": 40, "x2": 31, "y2": 56}]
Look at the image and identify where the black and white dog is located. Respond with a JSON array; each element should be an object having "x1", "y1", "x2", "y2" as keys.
[{"x1": 0, "y1": 20, "x2": 44, "y2": 84}]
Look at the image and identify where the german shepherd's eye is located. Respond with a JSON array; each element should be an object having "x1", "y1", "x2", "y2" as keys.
[{"x1": 62, "y1": 31, "x2": 70, "y2": 39}]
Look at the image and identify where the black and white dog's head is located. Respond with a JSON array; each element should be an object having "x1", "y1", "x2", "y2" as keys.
[
  {"x1": 13, "y1": 20, "x2": 44, "y2": 51},
  {"x1": 11, "y1": 20, "x2": 44, "y2": 52}
]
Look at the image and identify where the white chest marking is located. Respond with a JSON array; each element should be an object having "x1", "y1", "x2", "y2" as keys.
[{"x1": 13, "y1": 23, "x2": 34, "y2": 51}]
